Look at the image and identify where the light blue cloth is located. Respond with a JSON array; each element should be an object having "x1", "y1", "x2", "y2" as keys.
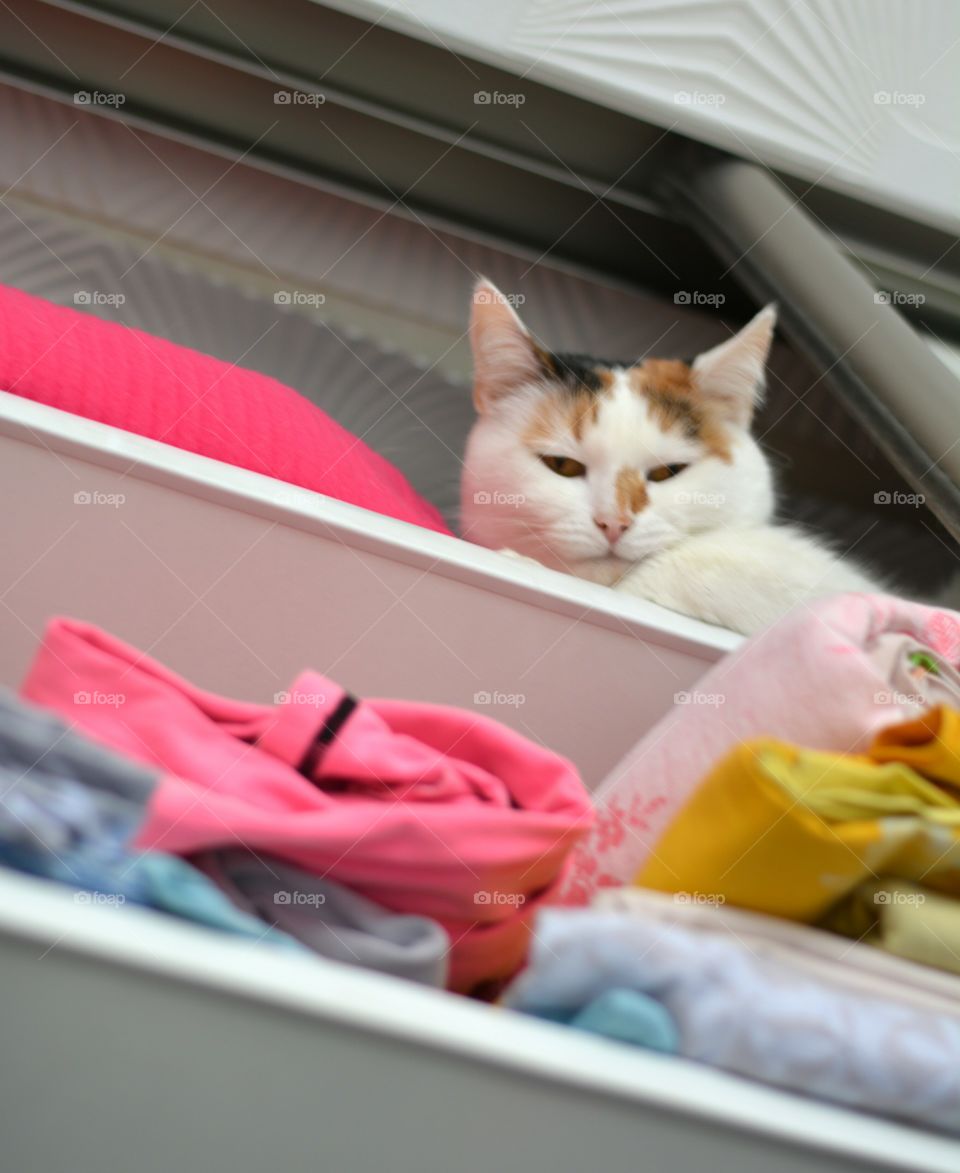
[
  {"x1": 530, "y1": 986, "x2": 679, "y2": 1052},
  {"x1": 506, "y1": 909, "x2": 960, "y2": 1135},
  {"x1": 570, "y1": 988, "x2": 679, "y2": 1051},
  {"x1": 0, "y1": 691, "x2": 303, "y2": 950}
]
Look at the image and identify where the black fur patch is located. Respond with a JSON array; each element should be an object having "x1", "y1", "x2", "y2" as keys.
[
  {"x1": 539, "y1": 350, "x2": 697, "y2": 394},
  {"x1": 539, "y1": 350, "x2": 624, "y2": 393}
]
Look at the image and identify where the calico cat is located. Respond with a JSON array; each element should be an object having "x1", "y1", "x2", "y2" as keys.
[{"x1": 460, "y1": 278, "x2": 881, "y2": 635}]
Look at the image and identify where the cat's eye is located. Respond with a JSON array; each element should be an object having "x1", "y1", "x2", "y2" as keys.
[
  {"x1": 647, "y1": 463, "x2": 688, "y2": 483},
  {"x1": 540, "y1": 454, "x2": 587, "y2": 478}
]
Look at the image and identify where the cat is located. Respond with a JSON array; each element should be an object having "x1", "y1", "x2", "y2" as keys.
[{"x1": 460, "y1": 278, "x2": 882, "y2": 636}]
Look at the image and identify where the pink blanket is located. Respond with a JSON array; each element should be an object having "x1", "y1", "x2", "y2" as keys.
[
  {"x1": 21, "y1": 617, "x2": 593, "y2": 993},
  {"x1": 560, "y1": 593, "x2": 960, "y2": 904}
]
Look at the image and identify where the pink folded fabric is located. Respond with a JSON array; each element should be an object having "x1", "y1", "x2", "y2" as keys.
[
  {"x1": 559, "y1": 593, "x2": 960, "y2": 905},
  {"x1": 21, "y1": 618, "x2": 593, "y2": 993}
]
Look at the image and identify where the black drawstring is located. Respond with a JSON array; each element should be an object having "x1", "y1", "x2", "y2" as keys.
[{"x1": 296, "y1": 693, "x2": 358, "y2": 779}]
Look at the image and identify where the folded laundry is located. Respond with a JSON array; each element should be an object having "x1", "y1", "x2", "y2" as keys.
[
  {"x1": 21, "y1": 617, "x2": 593, "y2": 993},
  {"x1": 0, "y1": 688, "x2": 450, "y2": 983},
  {"x1": 0, "y1": 691, "x2": 302, "y2": 949},
  {"x1": 195, "y1": 849, "x2": 450, "y2": 987},
  {"x1": 560, "y1": 594, "x2": 960, "y2": 905},
  {"x1": 635, "y1": 708, "x2": 960, "y2": 921},
  {"x1": 505, "y1": 893, "x2": 960, "y2": 1134}
]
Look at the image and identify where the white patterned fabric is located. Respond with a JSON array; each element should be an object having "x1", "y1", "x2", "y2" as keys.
[
  {"x1": 560, "y1": 594, "x2": 960, "y2": 905},
  {"x1": 597, "y1": 888, "x2": 960, "y2": 1016}
]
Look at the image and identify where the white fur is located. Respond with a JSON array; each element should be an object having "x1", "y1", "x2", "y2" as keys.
[
  {"x1": 460, "y1": 279, "x2": 883, "y2": 636},
  {"x1": 615, "y1": 525, "x2": 878, "y2": 634}
]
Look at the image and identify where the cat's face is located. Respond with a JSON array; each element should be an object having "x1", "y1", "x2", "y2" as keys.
[{"x1": 460, "y1": 280, "x2": 778, "y2": 572}]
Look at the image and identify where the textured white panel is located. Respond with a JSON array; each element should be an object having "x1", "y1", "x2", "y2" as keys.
[
  {"x1": 325, "y1": 0, "x2": 960, "y2": 232},
  {"x1": 0, "y1": 81, "x2": 727, "y2": 368}
]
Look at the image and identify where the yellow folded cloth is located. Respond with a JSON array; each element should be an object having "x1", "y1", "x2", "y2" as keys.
[
  {"x1": 635, "y1": 706, "x2": 960, "y2": 923},
  {"x1": 871, "y1": 704, "x2": 960, "y2": 791}
]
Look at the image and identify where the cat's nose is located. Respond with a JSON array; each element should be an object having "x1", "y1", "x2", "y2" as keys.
[{"x1": 594, "y1": 518, "x2": 630, "y2": 544}]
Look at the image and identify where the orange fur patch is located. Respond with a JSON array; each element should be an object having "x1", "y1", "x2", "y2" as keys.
[
  {"x1": 615, "y1": 467, "x2": 648, "y2": 517},
  {"x1": 524, "y1": 387, "x2": 602, "y2": 447},
  {"x1": 629, "y1": 361, "x2": 732, "y2": 462},
  {"x1": 570, "y1": 387, "x2": 603, "y2": 440}
]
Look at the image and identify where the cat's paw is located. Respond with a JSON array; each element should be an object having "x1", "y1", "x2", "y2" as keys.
[{"x1": 497, "y1": 548, "x2": 544, "y2": 570}]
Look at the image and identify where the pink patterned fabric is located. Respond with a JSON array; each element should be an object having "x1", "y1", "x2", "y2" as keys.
[
  {"x1": 21, "y1": 618, "x2": 593, "y2": 993},
  {"x1": 0, "y1": 283, "x2": 449, "y2": 534},
  {"x1": 560, "y1": 593, "x2": 960, "y2": 905}
]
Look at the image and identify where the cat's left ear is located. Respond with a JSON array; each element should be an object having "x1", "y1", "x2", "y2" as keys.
[
  {"x1": 470, "y1": 277, "x2": 543, "y2": 412},
  {"x1": 692, "y1": 305, "x2": 777, "y2": 426}
]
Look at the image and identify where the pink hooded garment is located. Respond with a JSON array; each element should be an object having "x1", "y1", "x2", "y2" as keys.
[{"x1": 21, "y1": 618, "x2": 593, "y2": 994}]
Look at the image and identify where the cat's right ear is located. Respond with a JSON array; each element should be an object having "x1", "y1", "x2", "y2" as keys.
[
  {"x1": 692, "y1": 304, "x2": 777, "y2": 426},
  {"x1": 470, "y1": 278, "x2": 542, "y2": 412}
]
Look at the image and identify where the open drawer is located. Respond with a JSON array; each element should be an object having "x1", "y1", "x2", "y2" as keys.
[{"x1": 3, "y1": 393, "x2": 960, "y2": 1173}]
